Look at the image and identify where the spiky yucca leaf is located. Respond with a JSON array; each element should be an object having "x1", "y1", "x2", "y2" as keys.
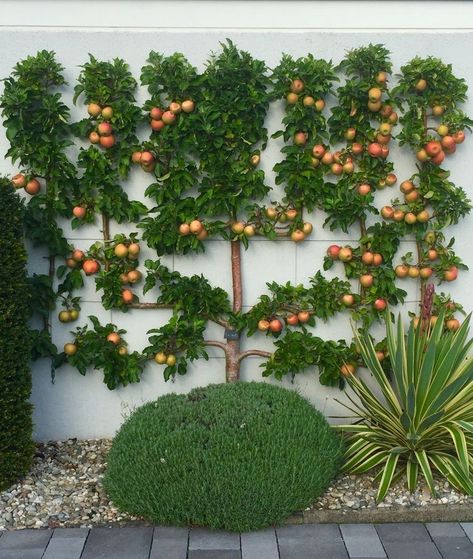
[{"x1": 335, "y1": 311, "x2": 473, "y2": 501}]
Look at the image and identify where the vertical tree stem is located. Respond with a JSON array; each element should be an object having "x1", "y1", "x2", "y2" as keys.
[{"x1": 226, "y1": 240, "x2": 243, "y2": 383}]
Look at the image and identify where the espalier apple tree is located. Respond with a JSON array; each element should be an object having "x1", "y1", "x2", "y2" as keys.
[{"x1": 1, "y1": 43, "x2": 471, "y2": 390}]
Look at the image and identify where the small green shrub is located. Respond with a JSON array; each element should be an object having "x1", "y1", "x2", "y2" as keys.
[
  {"x1": 104, "y1": 382, "x2": 342, "y2": 531},
  {"x1": 0, "y1": 179, "x2": 34, "y2": 490}
]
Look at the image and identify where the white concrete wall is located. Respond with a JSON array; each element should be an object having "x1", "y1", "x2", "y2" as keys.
[{"x1": 0, "y1": 3, "x2": 472, "y2": 440}]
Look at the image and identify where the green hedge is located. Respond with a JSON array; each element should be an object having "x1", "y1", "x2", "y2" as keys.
[
  {"x1": 104, "y1": 382, "x2": 342, "y2": 531},
  {"x1": 0, "y1": 179, "x2": 34, "y2": 490}
]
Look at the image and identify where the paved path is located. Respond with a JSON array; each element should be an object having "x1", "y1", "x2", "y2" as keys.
[{"x1": 1, "y1": 522, "x2": 473, "y2": 558}]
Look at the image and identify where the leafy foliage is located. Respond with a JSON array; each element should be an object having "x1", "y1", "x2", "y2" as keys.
[
  {"x1": 0, "y1": 180, "x2": 34, "y2": 490},
  {"x1": 104, "y1": 382, "x2": 343, "y2": 531},
  {"x1": 337, "y1": 312, "x2": 473, "y2": 500}
]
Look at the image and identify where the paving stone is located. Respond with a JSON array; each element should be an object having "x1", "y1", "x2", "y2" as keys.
[
  {"x1": 241, "y1": 528, "x2": 278, "y2": 559},
  {"x1": 80, "y1": 526, "x2": 153, "y2": 559},
  {"x1": 430, "y1": 536, "x2": 473, "y2": 559},
  {"x1": 426, "y1": 523, "x2": 465, "y2": 538},
  {"x1": 188, "y1": 551, "x2": 241, "y2": 559},
  {"x1": 381, "y1": 541, "x2": 442, "y2": 559},
  {"x1": 52, "y1": 528, "x2": 89, "y2": 539},
  {"x1": 375, "y1": 523, "x2": 431, "y2": 542},
  {"x1": 277, "y1": 523, "x2": 347, "y2": 559},
  {"x1": 189, "y1": 528, "x2": 240, "y2": 550},
  {"x1": 340, "y1": 524, "x2": 386, "y2": 558},
  {"x1": 0, "y1": 529, "x2": 52, "y2": 549},
  {"x1": 0, "y1": 551, "x2": 48, "y2": 559},
  {"x1": 42, "y1": 536, "x2": 86, "y2": 559},
  {"x1": 460, "y1": 523, "x2": 473, "y2": 543},
  {"x1": 150, "y1": 526, "x2": 188, "y2": 559}
]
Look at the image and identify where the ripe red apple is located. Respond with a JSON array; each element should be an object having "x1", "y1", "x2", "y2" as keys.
[
  {"x1": 99, "y1": 135, "x2": 115, "y2": 148},
  {"x1": 122, "y1": 289, "x2": 134, "y2": 304},
  {"x1": 419, "y1": 267, "x2": 433, "y2": 279},
  {"x1": 314, "y1": 99, "x2": 325, "y2": 111},
  {"x1": 303, "y1": 96, "x2": 315, "y2": 107},
  {"x1": 381, "y1": 206, "x2": 394, "y2": 219},
  {"x1": 427, "y1": 249, "x2": 438, "y2": 261},
  {"x1": 385, "y1": 173, "x2": 397, "y2": 186},
  {"x1": 446, "y1": 318, "x2": 460, "y2": 331},
  {"x1": 131, "y1": 151, "x2": 142, "y2": 164},
  {"x1": 298, "y1": 311, "x2": 310, "y2": 323},
  {"x1": 360, "y1": 274, "x2": 374, "y2": 288},
  {"x1": 72, "y1": 249, "x2": 85, "y2": 262},
  {"x1": 321, "y1": 152, "x2": 333, "y2": 165},
  {"x1": 169, "y1": 101, "x2": 182, "y2": 115},
  {"x1": 107, "y1": 332, "x2": 121, "y2": 345},
  {"x1": 404, "y1": 212, "x2": 417, "y2": 225},
  {"x1": 269, "y1": 319, "x2": 283, "y2": 333},
  {"x1": 342, "y1": 294, "x2": 355, "y2": 307},
  {"x1": 150, "y1": 107, "x2": 163, "y2": 120},
  {"x1": 327, "y1": 245, "x2": 341, "y2": 259},
  {"x1": 294, "y1": 131, "x2": 308, "y2": 146},
  {"x1": 286, "y1": 314, "x2": 299, "y2": 326},
  {"x1": 380, "y1": 104, "x2": 393, "y2": 117},
  {"x1": 338, "y1": 247, "x2": 353, "y2": 262},
  {"x1": 453, "y1": 131, "x2": 465, "y2": 144},
  {"x1": 181, "y1": 100, "x2": 195, "y2": 113},
  {"x1": 380, "y1": 145, "x2": 389, "y2": 159},
  {"x1": 444, "y1": 266, "x2": 458, "y2": 281},
  {"x1": 83, "y1": 259, "x2": 100, "y2": 275},
  {"x1": 162, "y1": 111, "x2": 176, "y2": 125},
  {"x1": 367, "y1": 142, "x2": 382, "y2": 157},
  {"x1": 11, "y1": 174, "x2": 27, "y2": 188},
  {"x1": 395, "y1": 264, "x2": 409, "y2": 278},
  {"x1": 331, "y1": 163, "x2": 343, "y2": 175},
  {"x1": 258, "y1": 319, "x2": 270, "y2": 331},
  {"x1": 358, "y1": 183, "x2": 371, "y2": 196},
  {"x1": 377, "y1": 133, "x2": 391, "y2": 145},
  {"x1": 141, "y1": 151, "x2": 154, "y2": 165},
  {"x1": 98, "y1": 122, "x2": 113, "y2": 136},
  {"x1": 151, "y1": 119, "x2": 165, "y2": 132},
  {"x1": 87, "y1": 103, "x2": 102, "y2": 117},
  {"x1": 73, "y1": 206, "x2": 86, "y2": 219},
  {"x1": 374, "y1": 298, "x2": 387, "y2": 311},
  {"x1": 389, "y1": 112, "x2": 399, "y2": 124},
  {"x1": 25, "y1": 178, "x2": 41, "y2": 195},
  {"x1": 290, "y1": 79, "x2": 305, "y2": 93},
  {"x1": 351, "y1": 143, "x2": 363, "y2": 155},
  {"x1": 312, "y1": 144, "x2": 326, "y2": 158},
  {"x1": 372, "y1": 253, "x2": 383, "y2": 266},
  {"x1": 101, "y1": 106, "x2": 113, "y2": 120},
  {"x1": 425, "y1": 141, "x2": 442, "y2": 157},
  {"x1": 361, "y1": 251, "x2": 374, "y2": 265},
  {"x1": 286, "y1": 92, "x2": 298, "y2": 105},
  {"x1": 431, "y1": 150, "x2": 445, "y2": 166},
  {"x1": 441, "y1": 135, "x2": 456, "y2": 151},
  {"x1": 393, "y1": 210, "x2": 405, "y2": 222},
  {"x1": 400, "y1": 180, "x2": 415, "y2": 194}
]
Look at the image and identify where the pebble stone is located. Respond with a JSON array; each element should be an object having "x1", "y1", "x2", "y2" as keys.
[{"x1": 1, "y1": 439, "x2": 472, "y2": 530}]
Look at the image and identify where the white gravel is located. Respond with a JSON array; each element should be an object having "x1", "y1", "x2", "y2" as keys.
[{"x1": 1, "y1": 439, "x2": 472, "y2": 530}]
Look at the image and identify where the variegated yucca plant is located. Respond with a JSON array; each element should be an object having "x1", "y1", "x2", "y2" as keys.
[{"x1": 335, "y1": 310, "x2": 473, "y2": 502}]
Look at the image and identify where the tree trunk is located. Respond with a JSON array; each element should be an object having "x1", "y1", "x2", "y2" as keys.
[{"x1": 225, "y1": 240, "x2": 242, "y2": 382}]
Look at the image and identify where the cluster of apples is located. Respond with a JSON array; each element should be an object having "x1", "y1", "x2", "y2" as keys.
[
  {"x1": 58, "y1": 308, "x2": 79, "y2": 323},
  {"x1": 178, "y1": 219, "x2": 208, "y2": 241},
  {"x1": 87, "y1": 103, "x2": 116, "y2": 149},
  {"x1": 154, "y1": 351, "x2": 177, "y2": 367},
  {"x1": 231, "y1": 221, "x2": 256, "y2": 238},
  {"x1": 394, "y1": 264, "x2": 433, "y2": 280},
  {"x1": 417, "y1": 132, "x2": 465, "y2": 166},
  {"x1": 257, "y1": 310, "x2": 311, "y2": 333},
  {"x1": 106, "y1": 332, "x2": 128, "y2": 355},
  {"x1": 66, "y1": 248, "x2": 100, "y2": 276},
  {"x1": 265, "y1": 207, "x2": 313, "y2": 242},
  {"x1": 309, "y1": 143, "x2": 356, "y2": 176},
  {"x1": 114, "y1": 242, "x2": 142, "y2": 285},
  {"x1": 286, "y1": 78, "x2": 325, "y2": 111},
  {"x1": 131, "y1": 150, "x2": 155, "y2": 173},
  {"x1": 412, "y1": 314, "x2": 460, "y2": 332},
  {"x1": 148, "y1": 99, "x2": 195, "y2": 132},
  {"x1": 11, "y1": 174, "x2": 41, "y2": 195}
]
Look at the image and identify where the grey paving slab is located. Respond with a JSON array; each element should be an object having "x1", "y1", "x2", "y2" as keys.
[
  {"x1": 426, "y1": 523, "x2": 465, "y2": 538},
  {"x1": 150, "y1": 526, "x2": 189, "y2": 559},
  {"x1": 0, "y1": 529, "x2": 52, "y2": 549},
  {"x1": 42, "y1": 536, "x2": 87, "y2": 559},
  {"x1": 79, "y1": 526, "x2": 153, "y2": 559},
  {"x1": 381, "y1": 541, "x2": 442, "y2": 559},
  {"x1": 51, "y1": 528, "x2": 89, "y2": 539},
  {"x1": 277, "y1": 523, "x2": 347, "y2": 559},
  {"x1": 241, "y1": 528, "x2": 279, "y2": 559},
  {"x1": 340, "y1": 524, "x2": 386, "y2": 558},
  {"x1": 430, "y1": 536, "x2": 473, "y2": 559},
  {"x1": 189, "y1": 528, "x2": 240, "y2": 550},
  {"x1": 188, "y1": 551, "x2": 241, "y2": 559},
  {"x1": 460, "y1": 523, "x2": 473, "y2": 543},
  {"x1": 0, "y1": 551, "x2": 47, "y2": 559},
  {"x1": 375, "y1": 523, "x2": 432, "y2": 542}
]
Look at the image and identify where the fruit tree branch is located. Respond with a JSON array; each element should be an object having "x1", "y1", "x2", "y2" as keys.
[
  {"x1": 129, "y1": 302, "x2": 174, "y2": 309},
  {"x1": 231, "y1": 239, "x2": 243, "y2": 312},
  {"x1": 204, "y1": 340, "x2": 228, "y2": 352},
  {"x1": 239, "y1": 349, "x2": 273, "y2": 362}
]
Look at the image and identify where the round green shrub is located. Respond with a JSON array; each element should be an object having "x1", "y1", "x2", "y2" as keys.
[{"x1": 104, "y1": 382, "x2": 342, "y2": 531}]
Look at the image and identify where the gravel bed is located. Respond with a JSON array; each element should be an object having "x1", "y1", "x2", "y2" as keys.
[{"x1": 1, "y1": 439, "x2": 473, "y2": 530}]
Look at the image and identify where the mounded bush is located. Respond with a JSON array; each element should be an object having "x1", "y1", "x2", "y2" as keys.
[
  {"x1": 104, "y1": 382, "x2": 342, "y2": 531},
  {"x1": 0, "y1": 179, "x2": 34, "y2": 490}
]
